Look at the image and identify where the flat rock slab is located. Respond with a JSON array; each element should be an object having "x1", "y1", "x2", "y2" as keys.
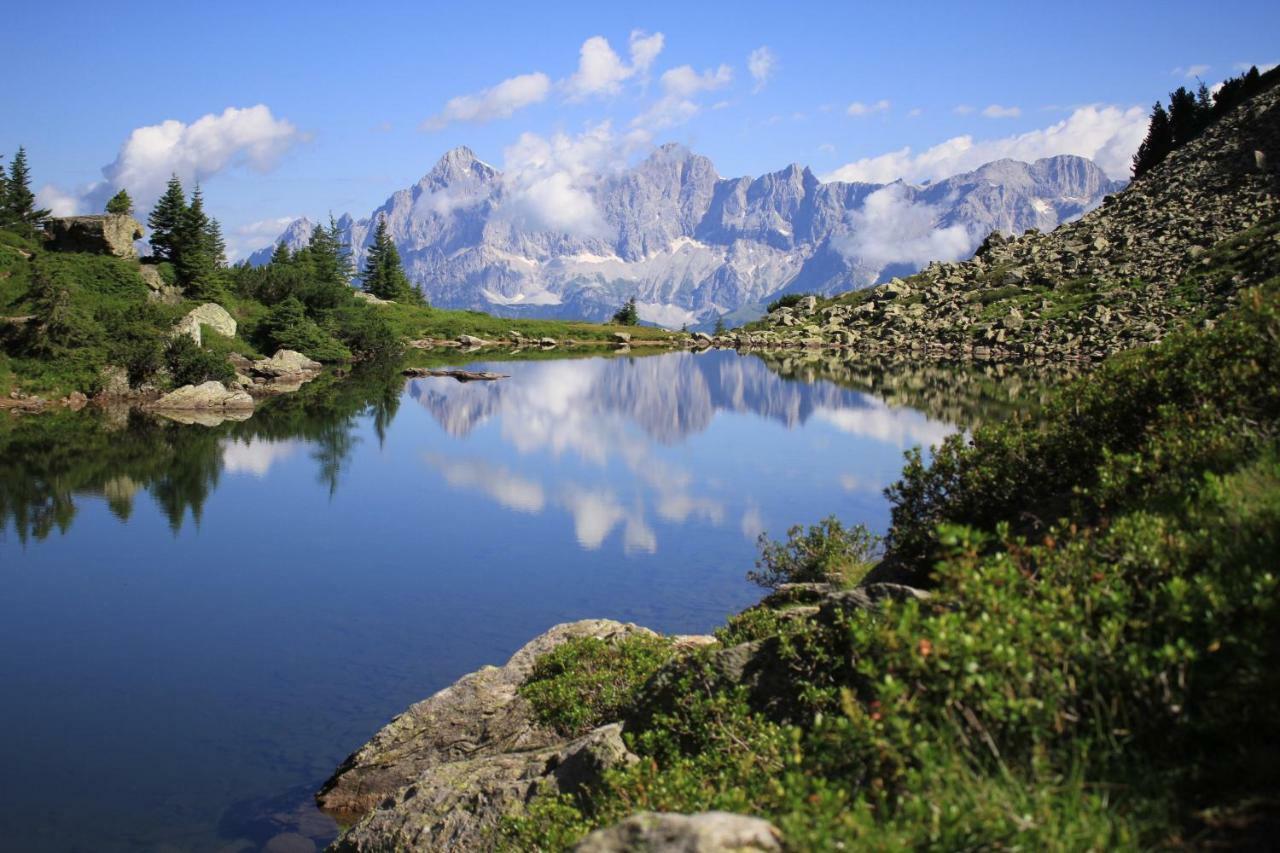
[
  {"x1": 316, "y1": 619, "x2": 655, "y2": 824},
  {"x1": 574, "y1": 811, "x2": 783, "y2": 852},
  {"x1": 402, "y1": 368, "x2": 510, "y2": 382}
]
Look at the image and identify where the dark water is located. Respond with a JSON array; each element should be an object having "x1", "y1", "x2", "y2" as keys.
[{"x1": 0, "y1": 349, "x2": 1015, "y2": 852}]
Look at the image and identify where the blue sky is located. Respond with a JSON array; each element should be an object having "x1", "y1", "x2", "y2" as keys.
[{"x1": 7, "y1": 0, "x2": 1278, "y2": 258}]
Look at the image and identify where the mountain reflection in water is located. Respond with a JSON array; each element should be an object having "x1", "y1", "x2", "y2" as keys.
[{"x1": 0, "y1": 349, "x2": 1036, "y2": 853}]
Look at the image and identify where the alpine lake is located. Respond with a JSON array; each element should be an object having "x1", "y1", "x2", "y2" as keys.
[{"x1": 0, "y1": 347, "x2": 1051, "y2": 852}]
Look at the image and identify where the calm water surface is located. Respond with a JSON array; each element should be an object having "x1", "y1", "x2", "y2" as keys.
[{"x1": 0, "y1": 350, "x2": 986, "y2": 852}]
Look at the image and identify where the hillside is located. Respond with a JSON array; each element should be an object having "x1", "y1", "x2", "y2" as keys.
[
  {"x1": 252, "y1": 149, "x2": 1121, "y2": 328},
  {"x1": 744, "y1": 77, "x2": 1280, "y2": 361}
]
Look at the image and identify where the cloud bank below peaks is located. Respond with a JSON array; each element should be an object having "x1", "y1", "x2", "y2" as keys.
[{"x1": 824, "y1": 104, "x2": 1147, "y2": 184}]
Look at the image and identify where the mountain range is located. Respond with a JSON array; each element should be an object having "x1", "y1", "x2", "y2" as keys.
[{"x1": 251, "y1": 145, "x2": 1124, "y2": 327}]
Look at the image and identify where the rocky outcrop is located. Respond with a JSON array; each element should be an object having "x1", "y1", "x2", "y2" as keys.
[
  {"x1": 252, "y1": 349, "x2": 323, "y2": 379},
  {"x1": 138, "y1": 264, "x2": 182, "y2": 305},
  {"x1": 748, "y1": 80, "x2": 1280, "y2": 363},
  {"x1": 317, "y1": 620, "x2": 656, "y2": 825},
  {"x1": 43, "y1": 214, "x2": 144, "y2": 259},
  {"x1": 330, "y1": 723, "x2": 636, "y2": 852},
  {"x1": 146, "y1": 381, "x2": 254, "y2": 411},
  {"x1": 173, "y1": 303, "x2": 237, "y2": 346},
  {"x1": 574, "y1": 811, "x2": 782, "y2": 852}
]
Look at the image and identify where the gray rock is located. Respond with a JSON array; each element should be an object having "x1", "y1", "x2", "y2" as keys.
[
  {"x1": 147, "y1": 381, "x2": 254, "y2": 411},
  {"x1": 43, "y1": 214, "x2": 143, "y2": 258},
  {"x1": 574, "y1": 811, "x2": 782, "y2": 852},
  {"x1": 253, "y1": 350, "x2": 323, "y2": 378},
  {"x1": 317, "y1": 619, "x2": 655, "y2": 823},
  {"x1": 173, "y1": 303, "x2": 237, "y2": 346}
]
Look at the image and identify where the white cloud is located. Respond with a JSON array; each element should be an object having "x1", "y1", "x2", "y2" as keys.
[
  {"x1": 953, "y1": 104, "x2": 975, "y2": 115},
  {"x1": 982, "y1": 104, "x2": 1021, "y2": 118},
  {"x1": 221, "y1": 438, "x2": 301, "y2": 477},
  {"x1": 817, "y1": 142, "x2": 836, "y2": 154},
  {"x1": 824, "y1": 103, "x2": 1148, "y2": 183},
  {"x1": 847, "y1": 99, "x2": 890, "y2": 116},
  {"x1": 748, "y1": 46, "x2": 776, "y2": 93},
  {"x1": 423, "y1": 72, "x2": 552, "y2": 130},
  {"x1": 632, "y1": 63, "x2": 732, "y2": 130},
  {"x1": 833, "y1": 183, "x2": 975, "y2": 276},
  {"x1": 497, "y1": 122, "x2": 622, "y2": 238},
  {"x1": 814, "y1": 399, "x2": 955, "y2": 449},
  {"x1": 36, "y1": 184, "x2": 83, "y2": 217},
  {"x1": 1234, "y1": 60, "x2": 1277, "y2": 73},
  {"x1": 104, "y1": 105, "x2": 303, "y2": 208},
  {"x1": 39, "y1": 105, "x2": 305, "y2": 218},
  {"x1": 1178, "y1": 64, "x2": 1211, "y2": 78},
  {"x1": 424, "y1": 454, "x2": 546, "y2": 513},
  {"x1": 907, "y1": 107, "x2": 924, "y2": 118},
  {"x1": 563, "y1": 33, "x2": 665, "y2": 100}
]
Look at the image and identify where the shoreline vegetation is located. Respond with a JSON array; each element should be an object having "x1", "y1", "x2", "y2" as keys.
[
  {"x1": 313, "y1": 72, "x2": 1280, "y2": 850},
  {"x1": 1, "y1": 66, "x2": 1277, "y2": 851}
]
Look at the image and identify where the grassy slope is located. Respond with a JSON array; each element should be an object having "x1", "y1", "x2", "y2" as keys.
[
  {"x1": 504, "y1": 276, "x2": 1280, "y2": 849},
  {"x1": 378, "y1": 301, "x2": 675, "y2": 344}
]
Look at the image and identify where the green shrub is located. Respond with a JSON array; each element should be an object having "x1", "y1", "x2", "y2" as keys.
[
  {"x1": 260, "y1": 296, "x2": 350, "y2": 362},
  {"x1": 748, "y1": 516, "x2": 880, "y2": 589},
  {"x1": 519, "y1": 635, "x2": 676, "y2": 738},
  {"x1": 164, "y1": 334, "x2": 234, "y2": 387}
]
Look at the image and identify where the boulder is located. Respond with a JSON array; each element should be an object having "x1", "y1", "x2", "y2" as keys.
[
  {"x1": 147, "y1": 381, "x2": 254, "y2": 411},
  {"x1": 612, "y1": 331, "x2": 632, "y2": 343},
  {"x1": 252, "y1": 350, "x2": 322, "y2": 378},
  {"x1": 43, "y1": 214, "x2": 143, "y2": 259},
  {"x1": 317, "y1": 619, "x2": 656, "y2": 823},
  {"x1": 457, "y1": 334, "x2": 488, "y2": 347},
  {"x1": 539, "y1": 337, "x2": 557, "y2": 347},
  {"x1": 138, "y1": 264, "x2": 182, "y2": 305},
  {"x1": 574, "y1": 812, "x2": 783, "y2": 852},
  {"x1": 352, "y1": 291, "x2": 394, "y2": 305},
  {"x1": 173, "y1": 303, "x2": 237, "y2": 346}
]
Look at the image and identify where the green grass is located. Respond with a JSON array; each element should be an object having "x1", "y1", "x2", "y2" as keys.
[{"x1": 379, "y1": 301, "x2": 676, "y2": 344}]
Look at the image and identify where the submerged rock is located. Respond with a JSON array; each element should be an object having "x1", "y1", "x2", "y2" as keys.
[{"x1": 574, "y1": 811, "x2": 783, "y2": 852}]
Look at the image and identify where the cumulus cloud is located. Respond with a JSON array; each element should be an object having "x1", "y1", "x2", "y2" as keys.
[
  {"x1": 496, "y1": 122, "x2": 623, "y2": 238},
  {"x1": 982, "y1": 104, "x2": 1021, "y2": 118},
  {"x1": 424, "y1": 454, "x2": 546, "y2": 513},
  {"x1": 1176, "y1": 64, "x2": 1211, "y2": 78},
  {"x1": 221, "y1": 438, "x2": 302, "y2": 477},
  {"x1": 632, "y1": 63, "x2": 733, "y2": 130},
  {"x1": 422, "y1": 72, "x2": 552, "y2": 130},
  {"x1": 35, "y1": 184, "x2": 83, "y2": 217},
  {"x1": 563, "y1": 32, "x2": 665, "y2": 100},
  {"x1": 847, "y1": 99, "x2": 890, "y2": 116},
  {"x1": 953, "y1": 104, "x2": 975, "y2": 115},
  {"x1": 824, "y1": 104, "x2": 1148, "y2": 183},
  {"x1": 37, "y1": 104, "x2": 305, "y2": 218},
  {"x1": 833, "y1": 183, "x2": 975, "y2": 275},
  {"x1": 748, "y1": 46, "x2": 776, "y2": 93}
]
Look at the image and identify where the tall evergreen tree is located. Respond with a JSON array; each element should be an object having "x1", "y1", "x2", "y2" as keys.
[
  {"x1": 1132, "y1": 102, "x2": 1173, "y2": 178},
  {"x1": 269, "y1": 241, "x2": 293, "y2": 266},
  {"x1": 174, "y1": 184, "x2": 218, "y2": 294},
  {"x1": 105, "y1": 189, "x2": 134, "y2": 215},
  {"x1": 361, "y1": 215, "x2": 419, "y2": 302},
  {"x1": 148, "y1": 175, "x2": 187, "y2": 260},
  {"x1": 3, "y1": 147, "x2": 51, "y2": 235},
  {"x1": 305, "y1": 214, "x2": 353, "y2": 289},
  {"x1": 1168, "y1": 86, "x2": 1203, "y2": 147}
]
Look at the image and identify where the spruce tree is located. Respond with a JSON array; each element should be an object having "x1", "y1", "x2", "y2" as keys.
[
  {"x1": 1168, "y1": 86, "x2": 1202, "y2": 146},
  {"x1": 174, "y1": 184, "x2": 218, "y2": 295},
  {"x1": 361, "y1": 215, "x2": 418, "y2": 302},
  {"x1": 148, "y1": 175, "x2": 187, "y2": 260},
  {"x1": 3, "y1": 147, "x2": 51, "y2": 235},
  {"x1": 105, "y1": 189, "x2": 134, "y2": 215},
  {"x1": 269, "y1": 241, "x2": 293, "y2": 266},
  {"x1": 1132, "y1": 102, "x2": 1173, "y2": 178}
]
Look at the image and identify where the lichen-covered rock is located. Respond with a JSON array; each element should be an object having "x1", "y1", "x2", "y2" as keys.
[
  {"x1": 573, "y1": 811, "x2": 783, "y2": 852},
  {"x1": 147, "y1": 381, "x2": 254, "y2": 411},
  {"x1": 43, "y1": 214, "x2": 143, "y2": 258},
  {"x1": 317, "y1": 619, "x2": 655, "y2": 823},
  {"x1": 330, "y1": 724, "x2": 636, "y2": 852},
  {"x1": 173, "y1": 303, "x2": 237, "y2": 346}
]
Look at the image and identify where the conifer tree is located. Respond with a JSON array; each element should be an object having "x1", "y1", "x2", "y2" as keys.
[
  {"x1": 3, "y1": 147, "x2": 50, "y2": 235},
  {"x1": 1131, "y1": 102, "x2": 1173, "y2": 179},
  {"x1": 105, "y1": 189, "x2": 134, "y2": 215},
  {"x1": 361, "y1": 215, "x2": 419, "y2": 302},
  {"x1": 306, "y1": 216, "x2": 350, "y2": 289},
  {"x1": 269, "y1": 241, "x2": 293, "y2": 266},
  {"x1": 174, "y1": 184, "x2": 218, "y2": 294},
  {"x1": 148, "y1": 175, "x2": 187, "y2": 260}
]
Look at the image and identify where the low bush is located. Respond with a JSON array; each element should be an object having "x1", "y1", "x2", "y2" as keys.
[{"x1": 748, "y1": 516, "x2": 880, "y2": 589}]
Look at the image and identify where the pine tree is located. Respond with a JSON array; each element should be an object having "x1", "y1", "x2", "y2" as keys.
[
  {"x1": 361, "y1": 215, "x2": 419, "y2": 302},
  {"x1": 3, "y1": 147, "x2": 50, "y2": 235},
  {"x1": 174, "y1": 184, "x2": 218, "y2": 294},
  {"x1": 612, "y1": 297, "x2": 639, "y2": 325},
  {"x1": 1131, "y1": 102, "x2": 1173, "y2": 179},
  {"x1": 269, "y1": 241, "x2": 293, "y2": 266},
  {"x1": 204, "y1": 214, "x2": 227, "y2": 269},
  {"x1": 1168, "y1": 86, "x2": 1202, "y2": 147},
  {"x1": 105, "y1": 189, "x2": 134, "y2": 215},
  {"x1": 306, "y1": 216, "x2": 349, "y2": 289},
  {"x1": 148, "y1": 175, "x2": 187, "y2": 260}
]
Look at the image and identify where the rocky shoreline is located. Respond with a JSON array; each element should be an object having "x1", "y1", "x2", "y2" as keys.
[{"x1": 314, "y1": 581, "x2": 924, "y2": 851}]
